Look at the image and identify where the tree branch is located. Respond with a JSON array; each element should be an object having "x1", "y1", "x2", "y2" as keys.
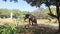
[{"x1": 48, "y1": 13, "x2": 57, "y2": 18}]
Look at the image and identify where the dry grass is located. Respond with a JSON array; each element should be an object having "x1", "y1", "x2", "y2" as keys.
[
  {"x1": 0, "y1": 18, "x2": 59, "y2": 34},
  {"x1": 0, "y1": 18, "x2": 58, "y2": 26},
  {"x1": 37, "y1": 19, "x2": 58, "y2": 26},
  {"x1": 0, "y1": 18, "x2": 58, "y2": 29},
  {"x1": 0, "y1": 18, "x2": 16, "y2": 25}
]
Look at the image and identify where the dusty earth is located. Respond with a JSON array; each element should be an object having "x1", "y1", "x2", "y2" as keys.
[{"x1": 0, "y1": 18, "x2": 59, "y2": 34}]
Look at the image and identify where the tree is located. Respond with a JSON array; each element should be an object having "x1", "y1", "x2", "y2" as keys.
[
  {"x1": 32, "y1": 8, "x2": 47, "y2": 19},
  {"x1": 3, "y1": 0, "x2": 60, "y2": 33},
  {"x1": 25, "y1": 0, "x2": 60, "y2": 33},
  {"x1": 45, "y1": 7, "x2": 56, "y2": 19},
  {"x1": 0, "y1": 8, "x2": 31, "y2": 19},
  {"x1": 0, "y1": 9, "x2": 10, "y2": 18}
]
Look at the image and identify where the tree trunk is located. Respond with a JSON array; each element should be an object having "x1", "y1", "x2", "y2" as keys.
[
  {"x1": 56, "y1": 0, "x2": 60, "y2": 32},
  {"x1": 46, "y1": 0, "x2": 52, "y2": 14}
]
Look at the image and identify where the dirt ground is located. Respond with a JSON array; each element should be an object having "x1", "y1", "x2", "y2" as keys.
[
  {"x1": 0, "y1": 18, "x2": 58, "y2": 28},
  {"x1": 0, "y1": 18, "x2": 59, "y2": 34}
]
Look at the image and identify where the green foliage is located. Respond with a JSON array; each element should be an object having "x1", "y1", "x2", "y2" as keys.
[
  {"x1": 0, "y1": 9, "x2": 10, "y2": 18},
  {"x1": 32, "y1": 8, "x2": 46, "y2": 19},
  {"x1": 0, "y1": 24, "x2": 30, "y2": 34},
  {"x1": 16, "y1": 26, "x2": 30, "y2": 33},
  {"x1": 0, "y1": 9, "x2": 31, "y2": 18},
  {"x1": 0, "y1": 24, "x2": 18, "y2": 34},
  {"x1": 32, "y1": 7, "x2": 56, "y2": 19},
  {"x1": 0, "y1": 24, "x2": 53, "y2": 34},
  {"x1": 45, "y1": 7, "x2": 57, "y2": 18},
  {"x1": 45, "y1": 7, "x2": 56, "y2": 15}
]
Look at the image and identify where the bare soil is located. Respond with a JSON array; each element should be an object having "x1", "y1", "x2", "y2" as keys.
[{"x1": 0, "y1": 18, "x2": 59, "y2": 34}]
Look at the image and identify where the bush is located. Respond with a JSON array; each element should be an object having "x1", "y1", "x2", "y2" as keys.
[
  {"x1": 0, "y1": 24, "x2": 30, "y2": 34},
  {"x1": 0, "y1": 24, "x2": 18, "y2": 34},
  {"x1": 0, "y1": 24, "x2": 53, "y2": 34}
]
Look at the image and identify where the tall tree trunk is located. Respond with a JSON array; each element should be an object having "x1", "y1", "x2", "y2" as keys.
[{"x1": 56, "y1": 0, "x2": 60, "y2": 32}]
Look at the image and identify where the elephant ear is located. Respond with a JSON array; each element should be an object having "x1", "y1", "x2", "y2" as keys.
[{"x1": 28, "y1": 16, "x2": 30, "y2": 18}]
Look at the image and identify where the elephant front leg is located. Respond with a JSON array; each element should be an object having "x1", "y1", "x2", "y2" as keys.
[
  {"x1": 29, "y1": 19, "x2": 31, "y2": 25},
  {"x1": 32, "y1": 21, "x2": 34, "y2": 25}
]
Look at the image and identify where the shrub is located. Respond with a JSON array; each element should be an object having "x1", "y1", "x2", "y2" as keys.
[{"x1": 0, "y1": 24, "x2": 18, "y2": 34}]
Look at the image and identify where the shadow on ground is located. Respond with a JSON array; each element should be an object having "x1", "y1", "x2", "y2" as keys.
[{"x1": 17, "y1": 24, "x2": 59, "y2": 34}]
